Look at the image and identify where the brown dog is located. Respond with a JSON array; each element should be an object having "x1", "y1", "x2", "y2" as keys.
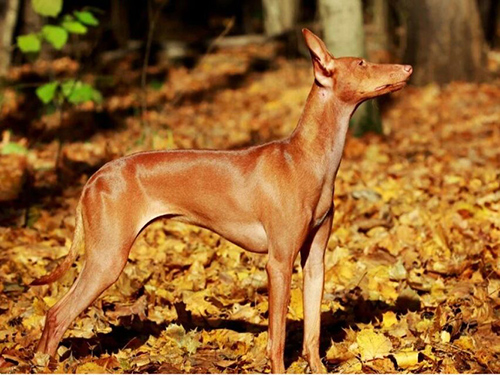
[{"x1": 33, "y1": 29, "x2": 412, "y2": 373}]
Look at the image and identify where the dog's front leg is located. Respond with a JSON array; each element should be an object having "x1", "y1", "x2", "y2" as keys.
[
  {"x1": 265, "y1": 235, "x2": 304, "y2": 373},
  {"x1": 300, "y1": 214, "x2": 332, "y2": 373}
]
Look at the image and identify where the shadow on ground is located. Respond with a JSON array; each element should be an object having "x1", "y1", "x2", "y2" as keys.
[{"x1": 60, "y1": 289, "x2": 422, "y2": 372}]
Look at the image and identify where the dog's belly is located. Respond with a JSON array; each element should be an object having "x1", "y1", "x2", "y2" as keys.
[
  {"x1": 176, "y1": 216, "x2": 269, "y2": 254},
  {"x1": 217, "y1": 222, "x2": 269, "y2": 253}
]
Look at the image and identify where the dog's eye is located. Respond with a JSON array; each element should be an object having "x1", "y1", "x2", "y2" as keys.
[{"x1": 358, "y1": 60, "x2": 365, "y2": 66}]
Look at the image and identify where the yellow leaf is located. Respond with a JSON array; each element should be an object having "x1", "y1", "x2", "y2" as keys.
[
  {"x1": 288, "y1": 288, "x2": 303, "y2": 320},
  {"x1": 22, "y1": 314, "x2": 43, "y2": 330},
  {"x1": 422, "y1": 344, "x2": 437, "y2": 361},
  {"x1": 186, "y1": 260, "x2": 206, "y2": 290},
  {"x1": 236, "y1": 270, "x2": 250, "y2": 281},
  {"x1": 148, "y1": 304, "x2": 178, "y2": 324},
  {"x1": 365, "y1": 144, "x2": 390, "y2": 163},
  {"x1": 338, "y1": 357, "x2": 362, "y2": 372},
  {"x1": 454, "y1": 335, "x2": 475, "y2": 350},
  {"x1": 325, "y1": 341, "x2": 354, "y2": 363},
  {"x1": 374, "y1": 178, "x2": 400, "y2": 202},
  {"x1": 367, "y1": 265, "x2": 399, "y2": 302},
  {"x1": 356, "y1": 329, "x2": 393, "y2": 361},
  {"x1": 163, "y1": 323, "x2": 200, "y2": 354},
  {"x1": 256, "y1": 300, "x2": 268, "y2": 314},
  {"x1": 131, "y1": 354, "x2": 151, "y2": 368},
  {"x1": 441, "y1": 330, "x2": 451, "y2": 343},
  {"x1": 230, "y1": 303, "x2": 262, "y2": 324},
  {"x1": 381, "y1": 311, "x2": 398, "y2": 329},
  {"x1": 416, "y1": 318, "x2": 433, "y2": 332},
  {"x1": 391, "y1": 351, "x2": 419, "y2": 369},
  {"x1": 76, "y1": 362, "x2": 107, "y2": 374},
  {"x1": 43, "y1": 296, "x2": 59, "y2": 308},
  {"x1": 32, "y1": 352, "x2": 50, "y2": 367},
  {"x1": 287, "y1": 359, "x2": 308, "y2": 373},
  {"x1": 152, "y1": 286, "x2": 175, "y2": 301},
  {"x1": 183, "y1": 290, "x2": 219, "y2": 316},
  {"x1": 56, "y1": 345, "x2": 69, "y2": 358},
  {"x1": 444, "y1": 175, "x2": 463, "y2": 184}
]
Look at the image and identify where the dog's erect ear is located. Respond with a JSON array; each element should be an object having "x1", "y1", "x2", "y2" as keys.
[{"x1": 302, "y1": 28, "x2": 334, "y2": 87}]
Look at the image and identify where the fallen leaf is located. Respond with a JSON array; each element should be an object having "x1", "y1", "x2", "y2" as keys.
[
  {"x1": 356, "y1": 329, "x2": 393, "y2": 361},
  {"x1": 391, "y1": 351, "x2": 420, "y2": 369}
]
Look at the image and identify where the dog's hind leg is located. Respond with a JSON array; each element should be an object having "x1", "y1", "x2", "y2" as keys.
[{"x1": 36, "y1": 231, "x2": 135, "y2": 356}]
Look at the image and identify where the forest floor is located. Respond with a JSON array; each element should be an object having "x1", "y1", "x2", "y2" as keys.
[{"x1": 0, "y1": 44, "x2": 499, "y2": 373}]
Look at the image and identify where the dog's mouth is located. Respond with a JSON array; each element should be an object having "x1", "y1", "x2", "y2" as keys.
[{"x1": 375, "y1": 81, "x2": 407, "y2": 92}]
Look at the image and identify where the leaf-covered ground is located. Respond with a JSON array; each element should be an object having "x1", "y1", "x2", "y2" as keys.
[{"x1": 0, "y1": 46, "x2": 499, "y2": 373}]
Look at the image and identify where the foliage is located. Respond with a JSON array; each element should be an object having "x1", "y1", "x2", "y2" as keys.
[
  {"x1": 16, "y1": 1, "x2": 101, "y2": 106},
  {"x1": 41, "y1": 25, "x2": 68, "y2": 50},
  {"x1": 32, "y1": 0, "x2": 63, "y2": 17},
  {"x1": 16, "y1": 34, "x2": 41, "y2": 53},
  {"x1": 0, "y1": 142, "x2": 28, "y2": 155},
  {"x1": 0, "y1": 45, "x2": 499, "y2": 373},
  {"x1": 74, "y1": 11, "x2": 99, "y2": 26},
  {"x1": 16, "y1": 8, "x2": 98, "y2": 54},
  {"x1": 35, "y1": 82, "x2": 58, "y2": 104},
  {"x1": 36, "y1": 80, "x2": 102, "y2": 105},
  {"x1": 60, "y1": 15, "x2": 88, "y2": 35}
]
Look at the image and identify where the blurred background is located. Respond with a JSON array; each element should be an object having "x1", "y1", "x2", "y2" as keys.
[
  {"x1": 2, "y1": 0, "x2": 498, "y2": 81},
  {"x1": 0, "y1": 0, "x2": 498, "y2": 145}
]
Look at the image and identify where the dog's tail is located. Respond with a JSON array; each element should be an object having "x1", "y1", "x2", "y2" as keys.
[{"x1": 31, "y1": 203, "x2": 84, "y2": 286}]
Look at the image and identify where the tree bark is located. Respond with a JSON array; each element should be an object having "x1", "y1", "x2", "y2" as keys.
[
  {"x1": 477, "y1": 0, "x2": 500, "y2": 47},
  {"x1": 319, "y1": 0, "x2": 365, "y2": 57},
  {"x1": 0, "y1": 0, "x2": 20, "y2": 76},
  {"x1": 111, "y1": 0, "x2": 130, "y2": 48},
  {"x1": 372, "y1": 0, "x2": 390, "y2": 52},
  {"x1": 319, "y1": 0, "x2": 382, "y2": 136},
  {"x1": 262, "y1": 0, "x2": 299, "y2": 36},
  {"x1": 403, "y1": 0, "x2": 487, "y2": 85}
]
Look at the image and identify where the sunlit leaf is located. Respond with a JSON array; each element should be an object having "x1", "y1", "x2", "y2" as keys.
[
  {"x1": 61, "y1": 79, "x2": 76, "y2": 97},
  {"x1": 62, "y1": 19, "x2": 88, "y2": 34},
  {"x1": 1, "y1": 142, "x2": 28, "y2": 155},
  {"x1": 75, "y1": 362, "x2": 107, "y2": 374},
  {"x1": 74, "y1": 11, "x2": 99, "y2": 26},
  {"x1": 36, "y1": 82, "x2": 59, "y2": 104},
  {"x1": 61, "y1": 80, "x2": 101, "y2": 104},
  {"x1": 17, "y1": 34, "x2": 41, "y2": 53},
  {"x1": 391, "y1": 351, "x2": 420, "y2": 369},
  {"x1": 42, "y1": 25, "x2": 68, "y2": 50},
  {"x1": 357, "y1": 330, "x2": 393, "y2": 361},
  {"x1": 32, "y1": 0, "x2": 62, "y2": 17}
]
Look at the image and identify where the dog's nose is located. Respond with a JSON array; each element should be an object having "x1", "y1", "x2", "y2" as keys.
[{"x1": 403, "y1": 65, "x2": 413, "y2": 73}]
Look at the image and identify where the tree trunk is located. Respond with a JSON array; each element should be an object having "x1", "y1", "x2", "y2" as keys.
[
  {"x1": 319, "y1": 0, "x2": 382, "y2": 136},
  {"x1": 262, "y1": 0, "x2": 299, "y2": 36},
  {"x1": 319, "y1": 0, "x2": 365, "y2": 57},
  {"x1": 403, "y1": 0, "x2": 487, "y2": 85},
  {"x1": 477, "y1": 0, "x2": 500, "y2": 47},
  {"x1": 111, "y1": 0, "x2": 130, "y2": 48},
  {"x1": 372, "y1": 0, "x2": 390, "y2": 51},
  {"x1": 0, "y1": 0, "x2": 20, "y2": 76}
]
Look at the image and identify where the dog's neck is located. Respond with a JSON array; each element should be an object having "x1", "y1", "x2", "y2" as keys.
[{"x1": 290, "y1": 83, "x2": 355, "y2": 175}]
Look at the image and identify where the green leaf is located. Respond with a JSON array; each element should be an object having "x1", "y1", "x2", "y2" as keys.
[
  {"x1": 62, "y1": 80, "x2": 101, "y2": 104},
  {"x1": 68, "y1": 84, "x2": 93, "y2": 103},
  {"x1": 1, "y1": 142, "x2": 28, "y2": 155},
  {"x1": 74, "y1": 11, "x2": 99, "y2": 26},
  {"x1": 32, "y1": 0, "x2": 62, "y2": 17},
  {"x1": 17, "y1": 34, "x2": 41, "y2": 53},
  {"x1": 61, "y1": 79, "x2": 76, "y2": 97},
  {"x1": 42, "y1": 25, "x2": 68, "y2": 50},
  {"x1": 62, "y1": 19, "x2": 88, "y2": 34},
  {"x1": 36, "y1": 82, "x2": 59, "y2": 104}
]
